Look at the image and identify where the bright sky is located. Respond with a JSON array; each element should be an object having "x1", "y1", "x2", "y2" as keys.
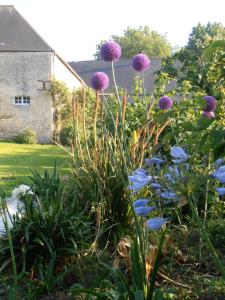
[{"x1": 1, "y1": 0, "x2": 225, "y2": 61}]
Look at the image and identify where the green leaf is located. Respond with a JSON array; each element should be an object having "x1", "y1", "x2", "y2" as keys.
[
  {"x1": 197, "y1": 117, "x2": 214, "y2": 130},
  {"x1": 162, "y1": 131, "x2": 174, "y2": 144},
  {"x1": 181, "y1": 121, "x2": 196, "y2": 131},
  {"x1": 153, "y1": 289, "x2": 164, "y2": 300},
  {"x1": 154, "y1": 111, "x2": 173, "y2": 123},
  {"x1": 110, "y1": 268, "x2": 131, "y2": 296},
  {"x1": 0, "y1": 258, "x2": 11, "y2": 272},
  {"x1": 134, "y1": 290, "x2": 145, "y2": 300},
  {"x1": 131, "y1": 239, "x2": 145, "y2": 291}
]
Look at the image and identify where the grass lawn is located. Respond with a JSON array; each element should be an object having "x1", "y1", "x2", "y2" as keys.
[{"x1": 0, "y1": 142, "x2": 70, "y2": 193}]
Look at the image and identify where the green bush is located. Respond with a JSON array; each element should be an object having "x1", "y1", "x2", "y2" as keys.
[
  {"x1": 14, "y1": 128, "x2": 37, "y2": 144},
  {"x1": 60, "y1": 125, "x2": 74, "y2": 145},
  {"x1": 208, "y1": 219, "x2": 225, "y2": 249},
  {"x1": 0, "y1": 168, "x2": 93, "y2": 273}
]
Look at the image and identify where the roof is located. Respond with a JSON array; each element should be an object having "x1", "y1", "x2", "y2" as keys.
[
  {"x1": 0, "y1": 5, "x2": 53, "y2": 52},
  {"x1": 69, "y1": 59, "x2": 177, "y2": 94}
]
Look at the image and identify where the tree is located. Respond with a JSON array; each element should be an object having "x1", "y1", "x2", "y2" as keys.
[
  {"x1": 94, "y1": 26, "x2": 172, "y2": 59},
  {"x1": 160, "y1": 22, "x2": 225, "y2": 97},
  {"x1": 186, "y1": 22, "x2": 225, "y2": 55},
  {"x1": 202, "y1": 40, "x2": 225, "y2": 61},
  {"x1": 51, "y1": 80, "x2": 72, "y2": 141}
]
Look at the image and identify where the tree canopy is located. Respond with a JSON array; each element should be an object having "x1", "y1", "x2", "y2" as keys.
[
  {"x1": 94, "y1": 26, "x2": 172, "y2": 59},
  {"x1": 160, "y1": 22, "x2": 225, "y2": 97}
]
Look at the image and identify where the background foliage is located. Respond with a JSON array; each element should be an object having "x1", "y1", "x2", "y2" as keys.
[{"x1": 95, "y1": 26, "x2": 172, "y2": 59}]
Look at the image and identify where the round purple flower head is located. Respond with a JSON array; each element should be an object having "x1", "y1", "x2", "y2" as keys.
[
  {"x1": 202, "y1": 110, "x2": 215, "y2": 119},
  {"x1": 91, "y1": 72, "x2": 109, "y2": 91},
  {"x1": 132, "y1": 54, "x2": 150, "y2": 72},
  {"x1": 203, "y1": 96, "x2": 217, "y2": 112},
  {"x1": 158, "y1": 96, "x2": 173, "y2": 110},
  {"x1": 100, "y1": 41, "x2": 121, "y2": 62}
]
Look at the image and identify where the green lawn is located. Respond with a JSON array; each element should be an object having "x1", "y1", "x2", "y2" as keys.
[{"x1": 0, "y1": 143, "x2": 70, "y2": 193}]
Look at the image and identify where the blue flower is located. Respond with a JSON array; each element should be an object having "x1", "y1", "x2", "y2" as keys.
[
  {"x1": 145, "y1": 158, "x2": 165, "y2": 166},
  {"x1": 128, "y1": 169, "x2": 152, "y2": 193},
  {"x1": 134, "y1": 168, "x2": 148, "y2": 175},
  {"x1": 151, "y1": 183, "x2": 162, "y2": 190},
  {"x1": 212, "y1": 166, "x2": 225, "y2": 184},
  {"x1": 134, "y1": 206, "x2": 157, "y2": 216},
  {"x1": 215, "y1": 159, "x2": 223, "y2": 168},
  {"x1": 164, "y1": 173, "x2": 174, "y2": 183},
  {"x1": 170, "y1": 146, "x2": 188, "y2": 164},
  {"x1": 160, "y1": 191, "x2": 178, "y2": 200},
  {"x1": 216, "y1": 187, "x2": 225, "y2": 196},
  {"x1": 133, "y1": 199, "x2": 149, "y2": 208},
  {"x1": 216, "y1": 166, "x2": 225, "y2": 172},
  {"x1": 147, "y1": 217, "x2": 169, "y2": 230},
  {"x1": 168, "y1": 165, "x2": 180, "y2": 177}
]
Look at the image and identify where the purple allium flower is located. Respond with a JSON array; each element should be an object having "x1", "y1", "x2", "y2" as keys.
[
  {"x1": 202, "y1": 111, "x2": 215, "y2": 119},
  {"x1": 133, "y1": 199, "x2": 149, "y2": 208},
  {"x1": 158, "y1": 96, "x2": 173, "y2": 110},
  {"x1": 147, "y1": 217, "x2": 169, "y2": 230},
  {"x1": 145, "y1": 157, "x2": 165, "y2": 166},
  {"x1": 100, "y1": 41, "x2": 122, "y2": 62},
  {"x1": 91, "y1": 72, "x2": 109, "y2": 91},
  {"x1": 216, "y1": 187, "x2": 225, "y2": 196},
  {"x1": 170, "y1": 146, "x2": 188, "y2": 164},
  {"x1": 203, "y1": 96, "x2": 217, "y2": 112},
  {"x1": 132, "y1": 53, "x2": 150, "y2": 72},
  {"x1": 134, "y1": 206, "x2": 157, "y2": 217}
]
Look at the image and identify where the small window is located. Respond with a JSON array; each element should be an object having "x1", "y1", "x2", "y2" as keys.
[{"x1": 13, "y1": 96, "x2": 31, "y2": 106}]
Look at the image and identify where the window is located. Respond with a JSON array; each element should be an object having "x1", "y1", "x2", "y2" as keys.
[
  {"x1": 13, "y1": 96, "x2": 31, "y2": 105},
  {"x1": 37, "y1": 80, "x2": 51, "y2": 91}
]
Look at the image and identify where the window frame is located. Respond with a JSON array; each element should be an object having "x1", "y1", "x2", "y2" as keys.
[{"x1": 13, "y1": 96, "x2": 31, "y2": 106}]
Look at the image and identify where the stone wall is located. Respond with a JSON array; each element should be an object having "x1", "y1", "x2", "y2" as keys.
[{"x1": 0, "y1": 52, "x2": 53, "y2": 143}]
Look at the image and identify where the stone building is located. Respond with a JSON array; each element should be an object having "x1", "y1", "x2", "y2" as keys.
[
  {"x1": 0, "y1": 5, "x2": 85, "y2": 143},
  {"x1": 69, "y1": 59, "x2": 178, "y2": 96}
]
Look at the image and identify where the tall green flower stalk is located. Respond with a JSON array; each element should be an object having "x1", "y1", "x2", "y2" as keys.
[
  {"x1": 81, "y1": 87, "x2": 91, "y2": 159},
  {"x1": 70, "y1": 90, "x2": 131, "y2": 232},
  {"x1": 111, "y1": 61, "x2": 121, "y2": 106},
  {"x1": 141, "y1": 71, "x2": 148, "y2": 110},
  {"x1": 131, "y1": 208, "x2": 166, "y2": 299},
  {"x1": 71, "y1": 93, "x2": 83, "y2": 160},
  {"x1": 111, "y1": 62, "x2": 129, "y2": 153},
  {"x1": 0, "y1": 197, "x2": 17, "y2": 299},
  {"x1": 93, "y1": 90, "x2": 100, "y2": 148},
  {"x1": 102, "y1": 92, "x2": 129, "y2": 174}
]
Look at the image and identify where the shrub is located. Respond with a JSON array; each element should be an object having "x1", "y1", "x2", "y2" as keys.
[
  {"x1": 208, "y1": 219, "x2": 225, "y2": 249},
  {"x1": 14, "y1": 128, "x2": 37, "y2": 144},
  {"x1": 0, "y1": 168, "x2": 93, "y2": 273},
  {"x1": 60, "y1": 125, "x2": 74, "y2": 145}
]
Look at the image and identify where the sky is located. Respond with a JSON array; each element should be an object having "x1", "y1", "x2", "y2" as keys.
[{"x1": 1, "y1": 0, "x2": 225, "y2": 62}]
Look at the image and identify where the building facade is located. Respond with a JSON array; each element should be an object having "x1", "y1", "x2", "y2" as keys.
[{"x1": 0, "y1": 5, "x2": 85, "y2": 143}]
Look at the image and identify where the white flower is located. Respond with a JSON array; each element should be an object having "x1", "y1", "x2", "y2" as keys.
[
  {"x1": 11, "y1": 184, "x2": 33, "y2": 198},
  {"x1": 0, "y1": 197, "x2": 24, "y2": 235}
]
